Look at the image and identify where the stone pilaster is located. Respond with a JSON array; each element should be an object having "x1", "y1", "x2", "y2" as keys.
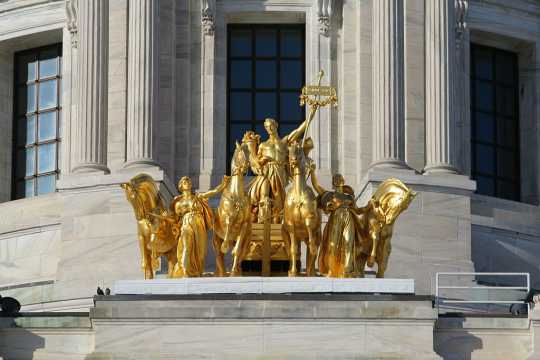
[
  {"x1": 124, "y1": 0, "x2": 159, "y2": 169},
  {"x1": 424, "y1": 0, "x2": 459, "y2": 174},
  {"x1": 371, "y1": 0, "x2": 407, "y2": 169},
  {"x1": 72, "y1": 0, "x2": 109, "y2": 174}
]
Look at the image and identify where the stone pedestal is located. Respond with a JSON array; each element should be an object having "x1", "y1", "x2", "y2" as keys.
[{"x1": 88, "y1": 294, "x2": 439, "y2": 359}]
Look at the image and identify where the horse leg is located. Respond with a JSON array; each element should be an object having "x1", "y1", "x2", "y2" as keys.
[
  {"x1": 139, "y1": 228, "x2": 153, "y2": 279},
  {"x1": 166, "y1": 248, "x2": 177, "y2": 278},
  {"x1": 220, "y1": 224, "x2": 232, "y2": 254},
  {"x1": 305, "y1": 223, "x2": 319, "y2": 277},
  {"x1": 288, "y1": 230, "x2": 298, "y2": 277},
  {"x1": 376, "y1": 241, "x2": 391, "y2": 278},
  {"x1": 213, "y1": 232, "x2": 226, "y2": 277},
  {"x1": 231, "y1": 221, "x2": 250, "y2": 276},
  {"x1": 281, "y1": 226, "x2": 291, "y2": 258}
]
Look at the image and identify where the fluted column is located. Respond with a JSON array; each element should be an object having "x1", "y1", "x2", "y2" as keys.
[
  {"x1": 424, "y1": 0, "x2": 459, "y2": 174},
  {"x1": 124, "y1": 0, "x2": 159, "y2": 168},
  {"x1": 371, "y1": 0, "x2": 407, "y2": 169},
  {"x1": 72, "y1": 0, "x2": 109, "y2": 173}
]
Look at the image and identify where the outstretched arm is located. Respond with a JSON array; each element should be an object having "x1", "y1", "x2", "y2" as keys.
[
  {"x1": 310, "y1": 167, "x2": 326, "y2": 196},
  {"x1": 200, "y1": 175, "x2": 230, "y2": 198}
]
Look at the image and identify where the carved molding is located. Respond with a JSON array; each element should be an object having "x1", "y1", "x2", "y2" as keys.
[
  {"x1": 317, "y1": 0, "x2": 333, "y2": 36},
  {"x1": 201, "y1": 0, "x2": 215, "y2": 36},
  {"x1": 455, "y1": 0, "x2": 468, "y2": 41},
  {"x1": 66, "y1": 0, "x2": 78, "y2": 47}
]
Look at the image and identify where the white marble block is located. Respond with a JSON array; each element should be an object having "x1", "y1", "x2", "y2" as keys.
[{"x1": 114, "y1": 277, "x2": 415, "y2": 295}]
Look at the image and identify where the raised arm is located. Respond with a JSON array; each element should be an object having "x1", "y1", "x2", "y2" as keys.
[
  {"x1": 200, "y1": 175, "x2": 230, "y2": 198},
  {"x1": 310, "y1": 166, "x2": 326, "y2": 196},
  {"x1": 283, "y1": 118, "x2": 309, "y2": 144}
]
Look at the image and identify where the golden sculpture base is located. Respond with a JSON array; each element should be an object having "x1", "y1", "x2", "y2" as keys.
[{"x1": 242, "y1": 223, "x2": 296, "y2": 276}]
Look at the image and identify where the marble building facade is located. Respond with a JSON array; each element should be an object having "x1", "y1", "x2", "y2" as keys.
[{"x1": 0, "y1": 0, "x2": 538, "y2": 310}]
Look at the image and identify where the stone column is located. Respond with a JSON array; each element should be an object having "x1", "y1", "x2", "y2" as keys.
[
  {"x1": 424, "y1": 0, "x2": 459, "y2": 174},
  {"x1": 72, "y1": 0, "x2": 109, "y2": 173},
  {"x1": 124, "y1": 0, "x2": 159, "y2": 168},
  {"x1": 371, "y1": 0, "x2": 407, "y2": 169}
]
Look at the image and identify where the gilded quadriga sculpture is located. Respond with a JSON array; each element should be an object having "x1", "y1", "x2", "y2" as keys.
[{"x1": 121, "y1": 71, "x2": 416, "y2": 279}]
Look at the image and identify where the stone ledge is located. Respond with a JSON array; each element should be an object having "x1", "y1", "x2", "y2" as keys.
[{"x1": 113, "y1": 277, "x2": 415, "y2": 295}]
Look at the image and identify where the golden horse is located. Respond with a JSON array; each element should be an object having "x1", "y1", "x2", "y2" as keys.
[
  {"x1": 356, "y1": 178, "x2": 416, "y2": 278},
  {"x1": 213, "y1": 142, "x2": 252, "y2": 276},
  {"x1": 121, "y1": 174, "x2": 177, "y2": 279},
  {"x1": 282, "y1": 140, "x2": 321, "y2": 276}
]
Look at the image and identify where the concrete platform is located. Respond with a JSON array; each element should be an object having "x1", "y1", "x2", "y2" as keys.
[{"x1": 114, "y1": 277, "x2": 415, "y2": 295}]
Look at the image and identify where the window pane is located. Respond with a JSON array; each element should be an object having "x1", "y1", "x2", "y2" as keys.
[
  {"x1": 473, "y1": 47, "x2": 493, "y2": 80},
  {"x1": 230, "y1": 92, "x2": 252, "y2": 121},
  {"x1": 38, "y1": 79, "x2": 57, "y2": 110},
  {"x1": 25, "y1": 178, "x2": 35, "y2": 198},
  {"x1": 281, "y1": 29, "x2": 302, "y2": 57},
  {"x1": 475, "y1": 144, "x2": 494, "y2": 175},
  {"x1": 496, "y1": 51, "x2": 515, "y2": 85},
  {"x1": 255, "y1": 60, "x2": 276, "y2": 88},
  {"x1": 230, "y1": 60, "x2": 251, "y2": 89},
  {"x1": 475, "y1": 175, "x2": 495, "y2": 196},
  {"x1": 26, "y1": 115, "x2": 36, "y2": 145},
  {"x1": 496, "y1": 86, "x2": 515, "y2": 117},
  {"x1": 497, "y1": 149, "x2": 516, "y2": 180},
  {"x1": 475, "y1": 81, "x2": 493, "y2": 112},
  {"x1": 497, "y1": 180, "x2": 516, "y2": 201},
  {"x1": 255, "y1": 28, "x2": 276, "y2": 57},
  {"x1": 26, "y1": 147, "x2": 36, "y2": 177},
  {"x1": 39, "y1": 48, "x2": 59, "y2": 78},
  {"x1": 497, "y1": 117, "x2": 517, "y2": 148},
  {"x1": 280, "y1": 60, "x2": 303, "y2": 89},
  {"x1": 37, "y1": 143, "x2": 56, "y2": 173},
  {"x1": 280, "y1": 92, "x2": 302, "y2": 121},
  {"x1": 230, "y1": 29, "x2": 252, "y2": 57},
  {"x1": 38, "y1": 111, "x2": 57, "y2": 141},
  {"x1": 27, "y1": 84, "x2": 36, "y2": 113},
  {"x1": 229, "y1": 123, "x2": 252, "y2": 154},
  {"x1": 255, "y1": 92, "x2": 277, "y2": 121},
  {"x1": 37, "y1": 174, "x2": 56, "y2": 195},
  {"x1": 474, "y1": 112, "x2": 494, "y2": 143}
]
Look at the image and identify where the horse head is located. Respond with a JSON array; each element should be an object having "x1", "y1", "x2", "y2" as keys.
[
  {"x1": 231, "y1": 141, "x2": 250, "y2": 177},
  {"x1": 371, "y1": 178, "x2": 416, "y2": 225},
  {"x1": 288, "y1": 140, "x2": 305, "y2": 177}
]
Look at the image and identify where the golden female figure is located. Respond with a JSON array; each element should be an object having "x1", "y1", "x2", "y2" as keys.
[
  {"x1": 311, "y1": 172, "x2": 363, "y2": 278},
  {"x1": 171, "y1": 176, "x2": 229, "y2": 277}
]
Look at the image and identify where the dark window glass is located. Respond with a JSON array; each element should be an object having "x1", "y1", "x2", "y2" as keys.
[
  {"x1": 470, "y1": 44, "x2": 519, "y2": 201},
  {"x1": 227, "y1": 25, "x2": 305, "y2": 169},
  {"x1": 12, "y1": 44, "x2": 62, "y2": 199},
  {"x1": 255, "y1": 29, "x2": 277, "y2": 57}
]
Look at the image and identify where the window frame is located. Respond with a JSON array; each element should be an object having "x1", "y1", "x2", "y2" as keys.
[
  {"x1": 11, "y1": 43, "x2": 62, "y2": 200},
  {"x1": 226, "y1": 24, "x2": 306, "y2": 171},
  {"x1": 470, "y1": 43, "x2": 520, "y2": 201}
]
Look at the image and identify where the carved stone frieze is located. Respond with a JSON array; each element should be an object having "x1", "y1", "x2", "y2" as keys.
[
  {"x1": 66, "y1": 0, "x2": 78, "y2": 47},
  {"x1": 455, "y1": 0, "x2": 468, "y2": 42},
  {"x1": 201, "y1": 0, "x2": 215, "y2": 36},
  {"x1": 317, "y1": 0, "x2": 333, "y2": 36}
]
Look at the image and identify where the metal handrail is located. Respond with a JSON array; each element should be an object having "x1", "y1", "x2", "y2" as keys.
[{"x1": 435, "y1": 272, "x2": 530, "y2": 314}]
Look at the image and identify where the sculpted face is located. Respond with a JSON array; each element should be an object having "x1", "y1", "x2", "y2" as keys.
[
  {"x1": 332, "y1": 174, "x2": 345, "y2": 188},
  {"x1": 178, "y1": 176, "x2": 192, "y2": 193},
  {"x1": 264, "y1": 118, "x2": 278, "y2": 137}
]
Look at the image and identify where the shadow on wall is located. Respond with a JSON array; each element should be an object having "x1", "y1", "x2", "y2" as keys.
[
  {"x1": 434, "y1": 318, "x2": 483, "y2": 360},
  {"x1": 0, "y1": 318, "x2": 45, "y2": 359},
  {"x1": 472, "y1": 226, "x2": 540, "y2": 288}
]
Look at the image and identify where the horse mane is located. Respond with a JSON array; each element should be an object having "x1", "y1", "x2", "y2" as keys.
[
  {"x1": 127, "y1": 173, "x2": 165, "y2": 213},
  {"x1": 371, "y1": 178, "x2": 416, "y2": 213}
]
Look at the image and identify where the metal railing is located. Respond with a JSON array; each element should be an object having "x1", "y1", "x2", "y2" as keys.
[{"x1": 435, "y1": 272, "x2": 530, "y2": 315}]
